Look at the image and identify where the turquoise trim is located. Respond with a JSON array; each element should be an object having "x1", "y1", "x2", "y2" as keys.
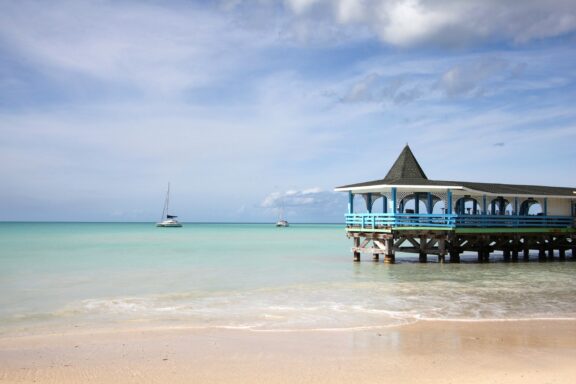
[
  {"x1": 348, "y1": 191, "x2": 353, "y2": 214},
  {"x1": 344, "y1": 213, "x2": 574, "y2": 229}
]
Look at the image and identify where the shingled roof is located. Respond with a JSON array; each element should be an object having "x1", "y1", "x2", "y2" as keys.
[
  {"x1": 336, "y1": 145, "x2": 576, "y2": 197},
  {"x1": 383, "y1": 145, "x2": 427, "y2": 181}
]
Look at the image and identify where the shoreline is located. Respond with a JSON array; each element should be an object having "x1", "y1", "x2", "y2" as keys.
[{"x1": 2, "y1": 319, "x2": 575, "y2": 383}]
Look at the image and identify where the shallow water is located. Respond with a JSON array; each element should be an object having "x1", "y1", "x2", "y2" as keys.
[{"x1": 1, "y1": 222, "x2": 575, "y2": 335}]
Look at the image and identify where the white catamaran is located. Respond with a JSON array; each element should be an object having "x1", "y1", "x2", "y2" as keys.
[
  {"x1": 156, "y1": 183, "x2": 182, "y2": 227},
  {"x1": 275, "y1": 199, "x2": 289, "y2": 227}
]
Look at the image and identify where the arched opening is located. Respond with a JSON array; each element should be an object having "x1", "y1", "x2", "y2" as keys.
[
  {"x1": 358, "y1": 193, "x2": 389, "y2": 213},
  {"x1": 351, "y1": 193, "x2": 363, "y2": 213},
  {"x1": 489, "y1": 197, "x2": 510, "y2": 215},
  {"x1": 520, "y1": 198, "x2": 543, "y2": 216},
  {"x1": 454, "y1": 196, "x2": 481, "y2": 215},
  {"x1": 399, "y1": 193, "x2": 438, "y2": 214},
  {"x1": 432, "y1": 200, "x2": 446, "y2": 214},
  {"x1": 370, "y1": 194, "x2": 388, "y2": 213}
]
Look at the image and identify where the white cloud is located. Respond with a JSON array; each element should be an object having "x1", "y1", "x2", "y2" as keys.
[
  {"x1": 376, "y1": 0, "x2": 456, "y2": 46},
  {"x1": 437, "y1": 58, "x2": 520, "y2": 97},
  {"x1": 261, "y1": 188, "x2": 341, "y2": 209},
  {"x1": 0, "y1": 0, "x2": 273, "y2": 95},
  {"x1": 278, "y1": 0, "x2": 576, "y2": 47}
]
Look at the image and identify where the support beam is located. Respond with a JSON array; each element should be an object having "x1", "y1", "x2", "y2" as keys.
[
  {"x1": 391, "y1": 188, "x2": 397, "y2": 214},
  {"x1": 447, "y1": 190, "x2": 453, "y2": 215},
  {"x1": 353, "y1": 237, "x2": 360, "y2": 262},
  {"x1": 348, "y1": 191, "x2": 354, "y2": 214}
]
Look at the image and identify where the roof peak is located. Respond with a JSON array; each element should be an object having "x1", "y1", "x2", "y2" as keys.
[{"x1": 383, "y1": 145, "x2": 428, "y2": 181}]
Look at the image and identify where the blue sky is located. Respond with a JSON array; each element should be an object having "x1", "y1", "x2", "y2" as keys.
[{"x1": 1, "y1": 0, "x2": 575, "y2": 222}]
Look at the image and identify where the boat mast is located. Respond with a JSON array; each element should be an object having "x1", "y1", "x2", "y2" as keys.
[
  {"x1": 160, "y1": 183, "x2": 170, "y2": 221},
  {"x1": 166, "y1": 182, "x2": 171, "y2": 218}
]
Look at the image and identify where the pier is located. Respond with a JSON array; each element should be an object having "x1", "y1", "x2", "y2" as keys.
[{"x1": 335, "y1": 145, "x2": 576, "y2": 263}]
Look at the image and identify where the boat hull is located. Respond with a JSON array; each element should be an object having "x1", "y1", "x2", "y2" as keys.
[{"x1": 156, "y1": 220, "x2": 182, "y2": 227}]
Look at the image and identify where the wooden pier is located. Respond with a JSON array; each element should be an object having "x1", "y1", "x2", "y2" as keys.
[
  {"x1": 348, "y1": 228, "x2": 575, "y2": 263},
  {"x1": 336, "y1": 145, "x2": 576, "y2": 263}
]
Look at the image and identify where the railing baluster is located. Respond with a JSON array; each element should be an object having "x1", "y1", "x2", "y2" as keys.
[{"x1": 344, "y1": 213, "x2": 572, "y2": 229}]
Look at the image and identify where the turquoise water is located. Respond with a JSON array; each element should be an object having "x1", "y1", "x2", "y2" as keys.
[{"x1": 1, "y1": 222, "x2": 575, "y2": 336}]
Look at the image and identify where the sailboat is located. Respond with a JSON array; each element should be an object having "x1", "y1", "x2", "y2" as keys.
[
  {"x1": 275, "y1": 199, "x2": 289, "y2": 227},
  {"x1": 156, "y1": 183, "x2": 183, "y2": 227}
]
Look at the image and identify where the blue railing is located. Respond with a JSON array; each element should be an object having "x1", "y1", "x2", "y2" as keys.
[{"x1": 345, "y1": 213, "x2": 575, "y2": 229}]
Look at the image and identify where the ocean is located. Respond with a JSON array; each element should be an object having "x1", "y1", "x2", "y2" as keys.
[{"x1": 1, "y1": 222, "x2": 575, "y2": 336}]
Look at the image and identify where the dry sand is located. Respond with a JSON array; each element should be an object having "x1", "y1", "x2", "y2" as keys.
[{"x1": 1, "y1": 320, "x2": 576, "y2": 383}]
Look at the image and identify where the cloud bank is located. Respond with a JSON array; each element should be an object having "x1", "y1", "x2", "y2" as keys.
[{"x1": 226, "y1": 0, "x2": 576, "y2": 47}]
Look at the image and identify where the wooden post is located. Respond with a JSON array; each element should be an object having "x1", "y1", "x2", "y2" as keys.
[
  {"x1": 419, "y1": 235, "x2": 427, "y2": 263},
  {"x1": 438, "y1": 238, "x2": 446, "y2": 263},
  {"x1": 384, "y1": 238, "x2": 395, "y2": 264},
  {"x1": 523, "y1": 237, "x2": 530, "y2": 260},
  {"x1": 538, "y1": 246, "x2": 546, "y2": 262},
  {"x1": 548, "y1": 236, "x2": 554, "y2": 260},
  {"x1": 372, "y1": 240, "x2": 380, "y2": 262},
  {"x1": 503, "y1": 248, "x2": 511, "y2": 262},
  {"x1": 449, "y1": 250, "x2": 460, "y2": 263},
  {"x1": 559, "y1": 248, "x2": 566, "y2": 261},
  {"x1": 353, "y1": 237, "x2": 360, "y2": 262}
]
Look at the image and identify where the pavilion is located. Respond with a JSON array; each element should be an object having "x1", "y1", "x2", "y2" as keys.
[{"x1": 335, "y1": 145, "x2": 575, "y2": 263}]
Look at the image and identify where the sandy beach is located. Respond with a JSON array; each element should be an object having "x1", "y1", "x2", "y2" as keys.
[{"x1": 1, "y1": 319, "x2": 575, "y2": 383}]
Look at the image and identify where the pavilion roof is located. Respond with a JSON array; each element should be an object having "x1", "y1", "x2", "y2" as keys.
[{"x1": 335, "y1": 145, "x2": 576, "y2": 197}]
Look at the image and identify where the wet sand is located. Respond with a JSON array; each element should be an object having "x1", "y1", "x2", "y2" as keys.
[{"x1": 1, "y1": 320, "x2": 575, "y2": 383}]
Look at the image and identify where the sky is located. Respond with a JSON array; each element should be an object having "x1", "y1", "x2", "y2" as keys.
[{"x1": 1, "y1": 0, "x2": 575, "y2": 222}]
